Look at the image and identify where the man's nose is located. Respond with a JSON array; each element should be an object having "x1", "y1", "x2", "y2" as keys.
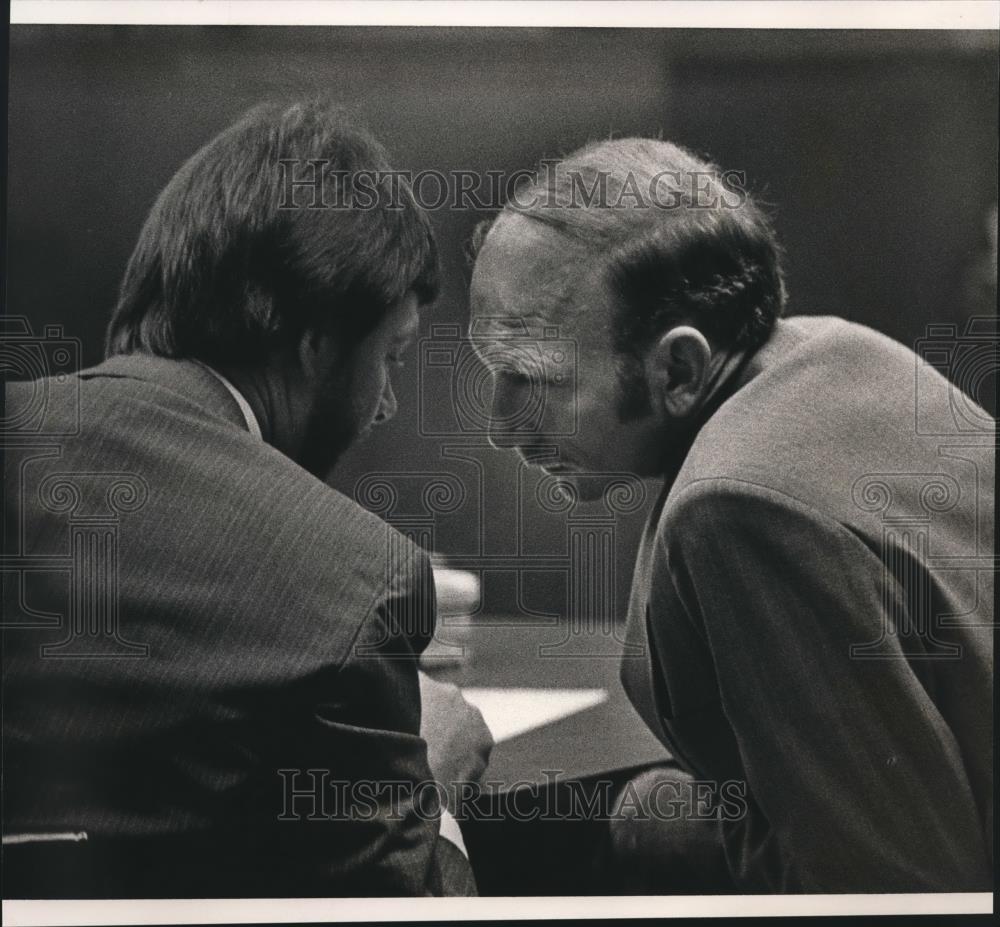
[
  {"x1": 374, "y1": 381, "x2": 398, "y2": 426},
  {"x1": 486, "y1": 424, "x2": 522, "y2": 450},
  {"x1": 486, "y1": 376, "x2": 535, "y2": 450}
]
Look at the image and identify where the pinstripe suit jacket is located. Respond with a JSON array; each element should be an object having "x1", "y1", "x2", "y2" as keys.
[
  {"x1": 621, "y1": 316, "x2": 994, "y2": 892},
  {"x1": 3, "y1": 353, "x2": 473, "y2": 897}
]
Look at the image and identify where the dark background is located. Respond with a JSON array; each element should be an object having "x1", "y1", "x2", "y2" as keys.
[{"x1": 7, "y1": 27, "x2": 997, "y2": 619}]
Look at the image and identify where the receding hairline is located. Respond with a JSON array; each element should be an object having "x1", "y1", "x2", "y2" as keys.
[
  {"x1": 469, "y1": 213, "x2": 628, "y2": 355},
  {"x1": 472, "y1": 213, "x2": 598, "y2": 303}
]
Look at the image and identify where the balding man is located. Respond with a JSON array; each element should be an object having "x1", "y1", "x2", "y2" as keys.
[{"x1": 468, "y1": 138, "x2": 993, "y2": 892}]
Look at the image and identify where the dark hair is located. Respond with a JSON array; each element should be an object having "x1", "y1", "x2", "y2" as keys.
[
  {"x1": 105, "y1": 99, "x2": 438, "y2": 364},
  {"x1": 473, "y1": 137, "x2": 786, "y2": 356}
]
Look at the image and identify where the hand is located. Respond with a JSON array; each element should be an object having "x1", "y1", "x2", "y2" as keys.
[
  {"x1": 418, "y1": 671, "x2": 494, "y2": 791},
  {"x1": 608, "y1": 765, "x2": 730, "y2": 892}
]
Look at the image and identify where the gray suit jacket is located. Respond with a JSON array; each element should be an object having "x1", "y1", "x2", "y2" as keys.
[
  {"x1": 621, "y1": 316, "x2": 993, "y2": 892},
  {"x1": 3, "y1": 353, "x2": 474, "y2": 897}
]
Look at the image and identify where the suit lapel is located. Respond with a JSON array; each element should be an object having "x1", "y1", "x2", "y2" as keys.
[{"x1": 621, "y1": 482, "x2": 673, "y2": 744}]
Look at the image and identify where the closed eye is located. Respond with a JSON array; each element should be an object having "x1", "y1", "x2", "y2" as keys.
[{"x1": 496, "y1": 366, "x2": 553, "y2": 389}]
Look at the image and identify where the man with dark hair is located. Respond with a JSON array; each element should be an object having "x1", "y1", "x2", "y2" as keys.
[
  {"x1": 3, "y1": 100, "x2": 490, "y2": 897},
  {"x1": 469, "y1": 138, "x2": 993, "y2": 892}
]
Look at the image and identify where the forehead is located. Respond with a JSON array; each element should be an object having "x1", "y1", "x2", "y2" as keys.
[
  {"x1": 471, "y1": 215, "x2": 580, "y2": 318},
  {"x1": 470, "y1": 214, "x2": 607, "y2": 342}
]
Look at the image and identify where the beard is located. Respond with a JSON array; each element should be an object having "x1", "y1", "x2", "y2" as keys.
[
  {"x1": 297, "y1": 362, "x2": 362, "y2": 480},
  {"x1": 555, "y1": 472, "x2": 613, "y2": 503}
]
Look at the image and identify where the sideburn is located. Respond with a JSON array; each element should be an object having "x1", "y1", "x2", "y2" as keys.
[
  {"x1": 614, "y1": 351, "x2": 655, "y2": 423},
  {"x1": 297, "y1": 344, "x2": 361, "y2": 480}
]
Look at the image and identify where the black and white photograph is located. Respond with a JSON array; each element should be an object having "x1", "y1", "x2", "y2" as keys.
[{"x1": 1, "y1": 2, "x2": 996, "y2": 924}]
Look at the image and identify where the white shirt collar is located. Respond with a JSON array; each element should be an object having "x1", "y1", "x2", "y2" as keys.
[{"x1": 192, "y1": 360, "x2": 263, "y2": 440}]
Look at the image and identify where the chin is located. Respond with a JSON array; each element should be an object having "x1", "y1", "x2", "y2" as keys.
[
  {"x1": 545, "y1": 470, "x2": 614, "y2": 504},
  {"x1": 571, "y1": 474, "x2": 609, "y2": 503}
]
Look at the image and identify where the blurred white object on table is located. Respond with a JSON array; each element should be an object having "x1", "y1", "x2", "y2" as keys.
[
  {"x1": 434, "y1": 567, "x2": 480, "y2": 614},
  {"x1": 422, "y1": 564, "x2": 480, "y2": 666},
  {"x1": 460, "y1": 687, "x2": 609, "y2": 742}
]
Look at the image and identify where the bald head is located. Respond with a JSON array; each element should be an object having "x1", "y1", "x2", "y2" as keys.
[{"x1": 472, "y1": 136, "x2": 786, "y2": 360}]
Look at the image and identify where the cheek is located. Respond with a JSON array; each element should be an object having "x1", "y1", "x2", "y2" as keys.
[
  {"x1": 540, "y1": 387, "x2": 579, "y2": 427},
  {"x1": 561, "y1": 371, "x2": 611, "y2": 421},
  {"x1": 492, "y1": 377, "x2": 530, "y2": 421},
  {"x1": 336, "y1": 357, "x2": 378, "y2": 422},
  {"x1": 359, "y1": 371, "x2": 388, "y2": 419}
]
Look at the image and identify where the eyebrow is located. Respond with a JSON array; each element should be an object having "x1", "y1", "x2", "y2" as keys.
[{"x1": 471, "y1": 313, "x2": 555, "y2": 337}]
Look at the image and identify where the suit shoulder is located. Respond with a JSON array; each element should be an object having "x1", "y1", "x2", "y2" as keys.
[
  {"x1": 659, "y1": 476, "x2": 853, "y2": 545},
  {"x1": 669, "y1": 315, "x2": 973, "y2": 518},
  {"x1": 13, "y1": 368, "x2": 429, "y2": 608},
  {"x1": 184, "y1": 438, "x2": 429, "y2": 587}
]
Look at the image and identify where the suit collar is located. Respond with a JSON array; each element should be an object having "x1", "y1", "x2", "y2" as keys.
[
  {"x1": 728, "y1": 316, "x2": 811, "y2": 394},
  {"x1": 79, "y1": 353, "x2": 251, "y2": 434},
  {"x1": 189, "y1": 360, "x2": 263, "y2": 439},
  {"x1": 659, "y1": 318, "x2": 812, "y2": 482}
]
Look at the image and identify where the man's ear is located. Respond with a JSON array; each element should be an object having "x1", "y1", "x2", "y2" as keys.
[{"x1": 644, "y1": 325, "x2": 713, "y2": 419}]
